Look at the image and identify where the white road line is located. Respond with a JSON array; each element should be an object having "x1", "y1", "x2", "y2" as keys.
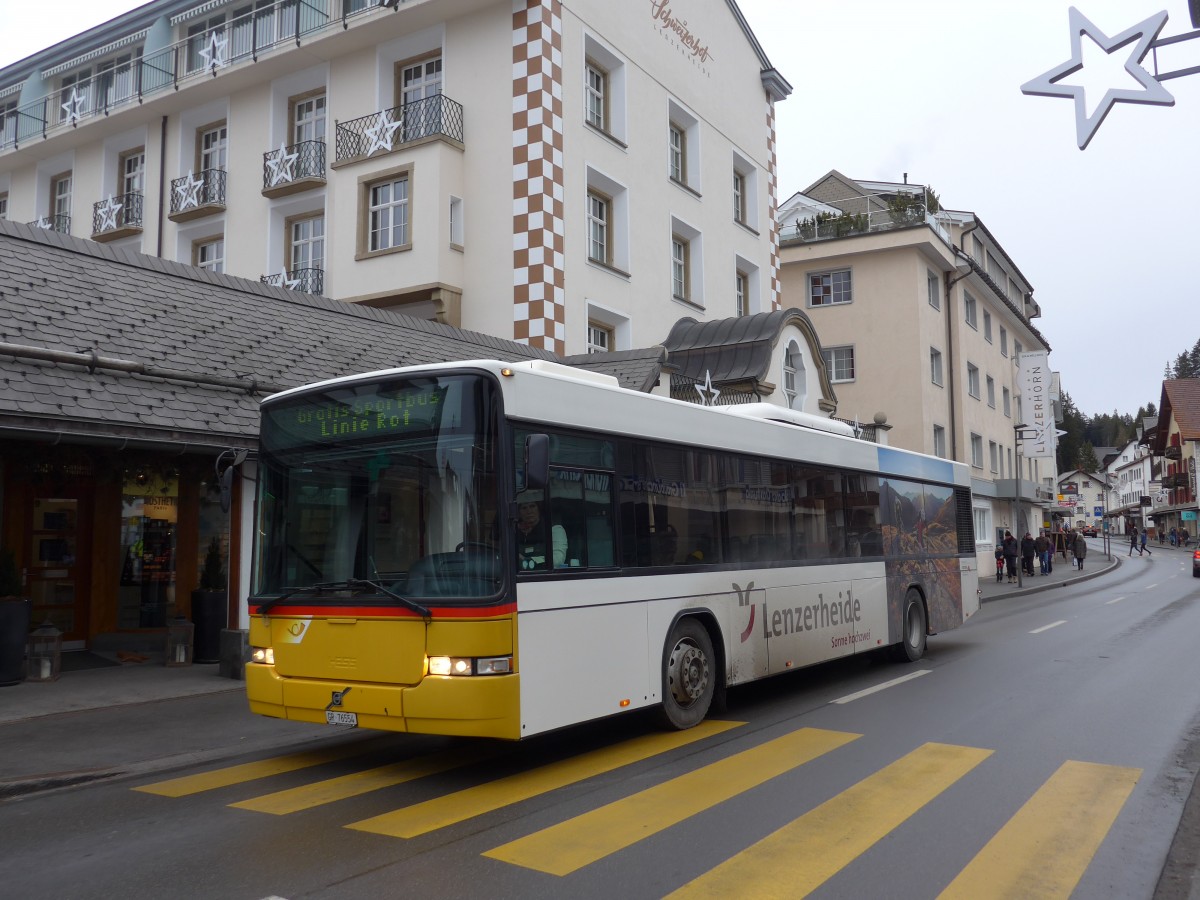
[
  {"x1": 1145, "y1": 583, "x2": 1159, "y2": 590},
  {"x1": 831, "y1": 669, "x2": 932, "y2": 704},
  {"x1": 1106, "y1": 596, "x2": 1126, "y2": 605},
  {"x1": 1030, "y1": 620, "x2": 1068, "y2": 634}
]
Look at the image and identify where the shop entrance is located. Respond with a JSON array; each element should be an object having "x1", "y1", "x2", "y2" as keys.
[
  {"x1": 118, "y1": 468, "x2": 179, "y2": 628},
  {"x1": 27, "y1": 492, "x2": 93, "y2": 648}
]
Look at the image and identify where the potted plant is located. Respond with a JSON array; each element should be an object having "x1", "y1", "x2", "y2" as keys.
[
  {"x1": 191, "y1": 537, "x2": 227, "y2": 664},
  {"x1": 0, "y1": 547, "x2": 31, "y2": 686}
]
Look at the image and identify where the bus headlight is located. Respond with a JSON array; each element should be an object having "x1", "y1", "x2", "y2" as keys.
[
  {"x1": 251, "y1": 647, "x2": 275, "y2": 665},
  {"x1": 427, "y1": 655, "x2": 512, "y2": 676}
]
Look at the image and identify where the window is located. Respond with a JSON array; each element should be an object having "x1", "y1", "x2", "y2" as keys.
[
  {"x1": 292, "y1": 93, "x2": 326, "y2": 144},
  {"x1": 1, "y1": 98, "x2": 16, "y2": 147},
  {"x1": 587, "y1": 322, "x2": 612, "y2": 354},
  {"x1": 964, "y1": 291, "x2": 977, "y2": 328},
  {"x1": 289, "y1": 214, "x2": 324, "y2": 272},
  {"x1": 0, "y1": 192, "x2": 7, "y2": 220},
  {"x1": 970, "y1": 433, "x2": 983, "y2": 469},
  {"x1": 983, "y1": 310, "x2": 992, "y2": 342},
  {"x1": 585, "y1": 62, "x2": 606, "y2": 131},
  {"x1": 809, "y1": 269, "x2": 851, "y2": 306},
  {"x1": 1014, "y1": 339, "x2": 1022, "y2": 361},
  {"x1": 735, "y1": 270, "x2": 748, "y2": 317},
  {"x1": 51, "y1": 172, "x2": 72, "y2": 221},
  {"x1": 927, "y1": 269, "x2": 940, "y2": 309},
  {"x1": 195, "y1": 236, "x2": 224, "y2": 273},
  {"x1": 199, "y1": 122, "x2": 228, "y2": 172},
  {"x1": 732, "y1": 150, "x2": 758, "y2": 229},
  {"x1": 783, "y1": 340, "x2": 805, "y2": 409},
  {"x1": 733, "y1": 170, "x2": 746, "y2": 223},
  {"x1": 367, "y1": 174, "x2": 409, "y2": 252},
  {"x1": 930, "y1": 347, "x2": 943, "y2": 386},
  {"x1": 822, "y1": 346, "x2": 855, "y2": 383},
  {"x1": 989, "y1": 441, "x2": 998, "y2": 473},
  {"x1": 967, "y1": 363, "x2": 980, "y2": 399},
  {"x1": 1003, "y1": 386, "x2": 1011, "y2": 417},
  {"x1": 187, "y1": 14, "x2": 225, "y2": 72},
  {"x1": 986, "y1": 375, "x2": 995, "y2": 408},
  {"x1": 973, "y1": 507, "x2": 990, "y2": 543},
  {"x1": 449, "y1": 195, "x2": 463, "y2": 247},
  {"x1": 587, "y1": 190, "x2": 609, "y2": 264},
  {"x1": 120, "y1": 148, "x2": 145, "y2": 195},
  {"x1": 671, "y1": 235, "x2": 688, "y2": 299},
  {"x1": 933, "y1": 425, "x2": 946, "y2": 459},
  {"x1": 668, "y1": 123, "x2": 685, "y2": 183},
  {"x1": 1000, "y1": 326, "x2": 1008, "y2": 357},
  {"x1": 399, "y1": 56, "x2": 442, "y2": 141}
]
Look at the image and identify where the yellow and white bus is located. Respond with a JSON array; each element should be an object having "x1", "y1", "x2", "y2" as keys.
[{"x1": 246, "y1": 359, "x2": 979, "y2": 739}]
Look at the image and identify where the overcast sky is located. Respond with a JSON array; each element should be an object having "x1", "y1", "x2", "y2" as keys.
[{"x1": 3, "y1": 0, "x2": 1197, "y2": 418}]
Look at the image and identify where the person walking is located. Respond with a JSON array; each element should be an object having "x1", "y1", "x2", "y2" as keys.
[
  {"x1": 1140, "y1": 527, "x2": 1152, "y2": 556},
  {"x1": 1129, "y1": 528, "x2": 1139, "y2": 557},
  {"x1": 1002, "y1": 531, "x2": 1020, "y2": 584},
  {"x1": 1074, "y1": 532, "x2": 1088, "y2": 571},
  {"x1": 994, "y1": 545, "x2": 1004, "y2": 583},
  {"x1": 1020, "y1": 532, "x2": 1036, "y2": 577},
  {"x1": 1170, "y1": 526, "x2": 1178, "y2": 546},
  {"x1": 1066, "y1": 528, "x2": 1078, "y2": 568},
  {"x1": 1035, "y1": 531, "x2": 1050, "y2": 575}
]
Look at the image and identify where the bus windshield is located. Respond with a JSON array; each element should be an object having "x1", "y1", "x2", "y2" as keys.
[{"x1": 254, "y1": 373, "x2": 502, "y2": 600}]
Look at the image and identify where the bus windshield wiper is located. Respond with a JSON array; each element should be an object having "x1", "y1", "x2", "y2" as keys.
[{"x1": 256, "y1": 579, "x2": 430, "y2": 621}]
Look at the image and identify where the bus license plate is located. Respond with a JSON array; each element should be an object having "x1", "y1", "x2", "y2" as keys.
[{"x1": 325, "y1": 710, "x2": 357, "y2": 727}]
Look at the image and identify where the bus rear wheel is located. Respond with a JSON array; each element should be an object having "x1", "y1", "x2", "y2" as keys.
[
  {"x1": 891, "y1": 589, "x2": 927, "y2": 663},
  {"x1": 659, "y1": 618, "x2": 715, "y2": 730}
]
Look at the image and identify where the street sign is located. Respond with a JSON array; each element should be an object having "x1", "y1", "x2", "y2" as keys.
[{"x1": 1094, "y1": 506, "x2": 1103, "y2": 517}]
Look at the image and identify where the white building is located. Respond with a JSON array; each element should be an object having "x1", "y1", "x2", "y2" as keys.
[
  {"x1": 1104, "y1": 439, "x2": 1154, "y2": 535},
  {"x1": 0, "y1": 0, "x2": 789, "y2": 356}
]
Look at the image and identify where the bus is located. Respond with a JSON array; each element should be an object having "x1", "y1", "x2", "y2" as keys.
[{"x1": 245, "y1": 359, "x2": 979, "y2": 739}]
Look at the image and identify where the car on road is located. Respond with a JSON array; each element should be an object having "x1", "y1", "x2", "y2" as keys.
[
  {"x1": 1193, "y1": 547, "x2": 1200, "y2": 578},
  {"x1": 1080, "y1": 525, "x2": 1097, "y2": 537}
]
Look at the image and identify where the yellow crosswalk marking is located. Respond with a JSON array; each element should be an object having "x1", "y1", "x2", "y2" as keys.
[
  {"x1": 484, "y1": 727, "x2": 860, "y2": 875},
  {"x1": 667, "y1": 742, "x2": 992, "y2": 899},
  {"x1": 230, "y1": 746, "x2": 494, "y2": 815},
  {"x1": 345, "y1": 719, "x2": 743, "y2": 839},
  {"x1": 133, "y1": 747, "x2": 364, "y2": 798},
  {"x1": 938, "y1": 760, "x2": 1141, "y2": 899}
]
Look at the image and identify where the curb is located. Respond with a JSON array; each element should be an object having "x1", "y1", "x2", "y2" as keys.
[{"x1": 980, "y1": 555, "x2": 1122, "y2": 602}]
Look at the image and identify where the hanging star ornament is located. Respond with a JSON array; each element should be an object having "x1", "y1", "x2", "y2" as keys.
[
  {"x1": 198, "y1": 30, "x2": 228, "y2": 70},
  {"x1": 173, "y1": 170, "x2": 204, "y2": 210},
  {"x1": 363, "y1": 111, "x2": 401, "y2": 156},
  {"x1": 1021, "y1": 7, "x2": 1174, "y2": 150},
  {"x1": 61, "y1": 87, "x2": 88, "y2": 124},
  {"x1": 96, "y1": 195, "x2": 123, "y2": 232},
  {"x1": 694, "y1": 371, "x2": 721, "y2": 407},
  {"x1": 266, "y1": 141, "x2": 298, "y2": 187}
]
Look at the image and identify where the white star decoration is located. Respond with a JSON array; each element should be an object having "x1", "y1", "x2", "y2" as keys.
[
  {"x1": 35, "y1": 217, "x2": 53, "y2": 230},
  {"x1": 363, "y1": 112, "x2": 401, "y2": 156},
  {"x1": 1022, "y1": 7, "x2": 1174, "y2": 150},
  {"x1": 96, "y1": 195, "x2": 123, "y2": 232},
  {"x1": 266, "y1": 141, "x2": 298, "y2": 187},
  {"x1": 694, "y1": 371, "x2": 721, "y2": 407},
  {"x1": 198, "y1": 30, "x2": 228, "y2": 70},
  {"x1": 61, "y1": 87, "x2": 88, "y2": 124},
  {"x1": 173, "y1": 170, "x2": 204, "y2": 210}
]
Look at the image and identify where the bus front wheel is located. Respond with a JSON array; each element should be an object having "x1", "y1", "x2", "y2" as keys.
[
  {"x1": 891, "y1": 589, "x2": 927, "y2": 663},
  {"x1": 659, "y1": 618, "x2": 715, "y2": 730}
]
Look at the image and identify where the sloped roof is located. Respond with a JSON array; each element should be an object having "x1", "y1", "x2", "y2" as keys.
[
  {"x1": 1156, "y1": 379, "x2": 1200, "y2": 449},
  {"x1": 0, "y1": 220, "x2": 553, "y2": 450},
  {"x1": 559, "y1": 346, "x2": 666, "y2": 393}
]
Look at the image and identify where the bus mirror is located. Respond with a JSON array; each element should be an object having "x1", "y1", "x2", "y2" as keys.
[{"x1": 524, "y1": 434, "x2": 550, "y2": 491}]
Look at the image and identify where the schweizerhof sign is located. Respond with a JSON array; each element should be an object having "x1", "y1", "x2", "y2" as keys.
[{"x1": 1018, "y1": 351, "x2": 1055, "y2": 460}]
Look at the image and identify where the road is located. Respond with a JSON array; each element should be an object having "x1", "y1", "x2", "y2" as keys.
[{"x1": 2, "y1": 551, "x2": 1199, "y2": 899}]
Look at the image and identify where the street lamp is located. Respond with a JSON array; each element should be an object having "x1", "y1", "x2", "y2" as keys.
[{"x1": 1101, "y1": 474, "x2": 1118, "y2": 561}]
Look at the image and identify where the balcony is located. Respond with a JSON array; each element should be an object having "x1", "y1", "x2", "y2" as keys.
[
  {"x1": 0, "y1": 0, "x2": 390, "y2": 153},
  {"x1": 168, "y1": 169, "x2": 227, "y2": 222},
  {"x1": 28, "y1": 215, "x2": 70, "y2": 234},
  {"x1": 1162, "y1": 472, "x2": 1189, "y2": 490},
  {"x1": 262, "y1": 140, "x2": 326, "y2": 197},
  {"x1": 261, "y1": 267, "x2": 323, "y2": 295},
  {"x1": 91, "y1": 191, "x2": 143, "y2": 241},
  {"x1": 780, "y1": 189, "x2": 953, "y2": 247},
  {"x1": 334, "y1": 94, "x2": 465, "y2": 165},
  {"x1": 1165, "y1": 445, "x2": 1183, "y2": 460}
]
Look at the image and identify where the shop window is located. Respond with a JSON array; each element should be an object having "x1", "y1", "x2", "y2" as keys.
[{"x1": 119, "y1": 465, "x2": 179, "y2": 628}]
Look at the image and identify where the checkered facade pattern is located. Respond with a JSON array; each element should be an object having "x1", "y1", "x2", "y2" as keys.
[
  {"x1": 511, "y1": 0, "x2": 566, "y2": 355},
  {"x1": 767, "y1": 98, "x2": 781, "y2": 311}
]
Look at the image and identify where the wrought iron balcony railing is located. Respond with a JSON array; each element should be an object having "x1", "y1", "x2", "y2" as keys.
[
  {"x1": 92, "y1": 191, "x2": 144, "y2": 235},
  {"x1": 261, "y1": 267, "x2": 323, "y2": 295},
  {"x1": 1164, "y1": 445, "x2": 1183, "y2": 460},
  {"x1": 169, "y1": 168, "x2": 227, "y2": 217},
  {"x1": 0, "y1": 0, "x2": 391, "y2": 152},
  {"x1": 262, "y1": 139, "x2": 326, "y2": 192},
  {"x1": 29, "y1": 215, "x2": 70, "y2": 234},
  {"x1": 334, "y1": 94, "x2": 464, "y2": 163}
]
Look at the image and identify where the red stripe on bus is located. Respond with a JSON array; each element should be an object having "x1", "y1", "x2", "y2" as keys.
[{"x1": 248, "y1": 603, "x2": 516, "y2": 618}]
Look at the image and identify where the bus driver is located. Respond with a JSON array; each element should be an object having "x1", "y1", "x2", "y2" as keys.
[{"x1": 516, "y1": 493, "x2": 568, "y2": 569}]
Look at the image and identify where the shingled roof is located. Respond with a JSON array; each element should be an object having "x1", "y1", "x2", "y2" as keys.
[
  {"x1": 0, "y1": 220, "x2": 554, "y2": 451},
  {"x1": 1155, "y1": 378, "x2": 1200, "y2": 451}
]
